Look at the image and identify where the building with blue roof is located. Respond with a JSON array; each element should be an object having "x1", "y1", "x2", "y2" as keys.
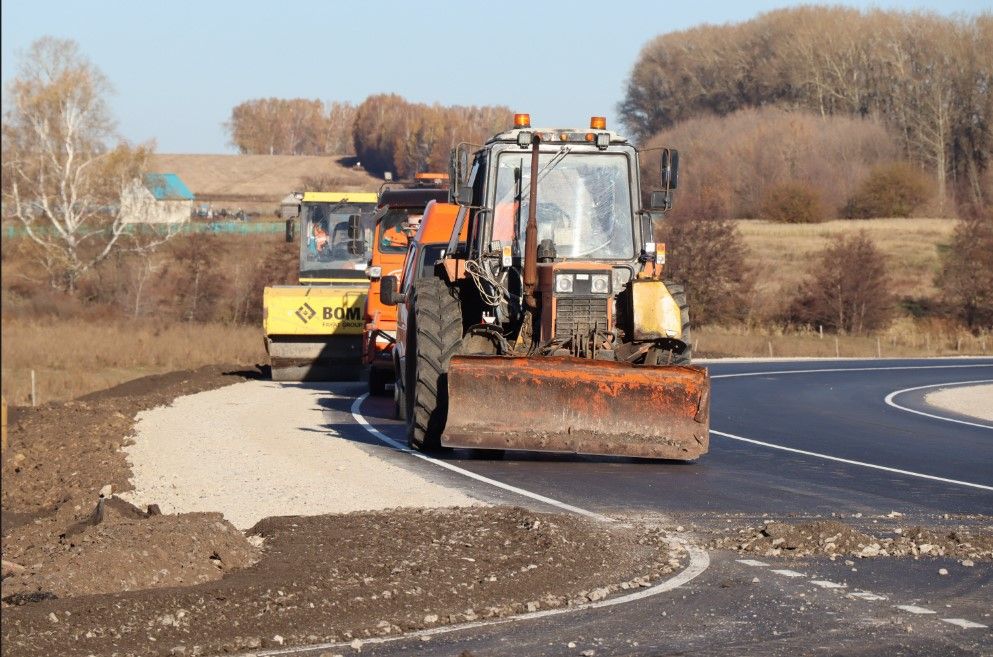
[{"x1": 120, "y1": 172, "x2": 194, "y2": 224}]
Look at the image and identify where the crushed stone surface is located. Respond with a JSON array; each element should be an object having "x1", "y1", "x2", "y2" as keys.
[
  {"x1": 120, "y1": 380, "x2": 481, "y2": 529},
  {"x1": 925, "y1": 383, "x2": 993, "y2": 422},
  {"x1": 713, "y1": 519, "x2": 993, "y2": 560},
  {"x1": 2, "y1": 507, "x2": 676, "y2": 657}
]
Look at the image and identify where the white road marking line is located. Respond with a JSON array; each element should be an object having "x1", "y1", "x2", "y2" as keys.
[
  {"x1": 710, "y1": 363, "x2": 993, "y2": 380},
  {"x1": 736, "y1": 559, "x2": 769, "y2": 567},
  {"x1": 848, "y1": 591, "x2": 887, "y2": 601},
  {"x1": 896, "y1": 604, "x2": 937, "y2": 615},
  {"x1": 300, "y1": 393, "x2": 714, "y2": 657},
  {"x1": 771, "y1": 569, "x2": 806, "y2": 578},
  {"x1": 810, "y1": 580, "x2": 846, "y2": 589},
  {"x1": 884, "y1": 379, "x2": 993, "y2": 430},
  {"x1": 941, "y1": 618, "x2": 988, "y2": 629},
  {"x1": 711, "y1": 430, "x2": 993, "y2": 492}
]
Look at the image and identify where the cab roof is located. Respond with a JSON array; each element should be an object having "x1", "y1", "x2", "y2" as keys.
[
  {"x1": 486, "y1": 127, "x2": 629, "y2": 146},
  {"x1": 302, "y1": 191, "x2": 378, "y2": 203},
  {"x1": 378, "y1": 187, "x2": 448, "y2": 209}
]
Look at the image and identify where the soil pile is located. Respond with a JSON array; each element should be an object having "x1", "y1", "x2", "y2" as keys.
[
  {"x1": 2, "y1": 496, "x2": 258, "y2": 600},
  {"x1": 715, "y1": 519, "x2": 993, "y2": 560},
  {"x1": 3, "y1": 507, "x2": 674, "y2": 657},
  {"x1": 1, "y1": 366, "x2": 261, "y2": 604}
]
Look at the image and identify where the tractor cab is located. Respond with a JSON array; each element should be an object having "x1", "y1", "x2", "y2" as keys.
[{"x1": 385, "y1": 113, "x2": 708, "y2": 460}]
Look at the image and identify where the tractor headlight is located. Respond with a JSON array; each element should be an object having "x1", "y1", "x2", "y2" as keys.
[
  {"x1": 555, "y1": 273, "x2": 574, "y2": 293},
  {"x1": 591, "y1": 274, "x2": 610, "y2": 294},
  {"x1": 612, "y1": 267, "x2": 632, "y2": 291}
]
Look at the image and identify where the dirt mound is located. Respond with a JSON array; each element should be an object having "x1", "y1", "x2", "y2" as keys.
[
  {"x1": 2, "y1": 507, "x2": 677, "y2": 657},
  {"x1": 2, "y1": 496, "x2": 258, "y2": 600},
  {"x1": 1, "y1": 365, "x2": 256, "y2": 516},
  {"x1": 715, "y1": 519, "x2": 993, "y2": 560}
]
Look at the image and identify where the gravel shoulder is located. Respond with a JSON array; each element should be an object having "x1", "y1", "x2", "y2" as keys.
[
  {"x1": 925, "y1": 383, "x2": 993, "y2": 422},
  {"x1": 121, "y1": 380, "x2": 480, "y2": 529}
]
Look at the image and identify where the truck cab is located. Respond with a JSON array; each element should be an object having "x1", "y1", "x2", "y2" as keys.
[{"x1": 362, "y1": 179, "x2": 448, "y2": 395}]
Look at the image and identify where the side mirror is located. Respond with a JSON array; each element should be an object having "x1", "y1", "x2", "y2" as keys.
[
  {"x1": 660, "y1": 148, "x2": 679, "y2": 190},
  {"x1": 450, "y1": 144, "x2": 473, "y2": 205},
  {"x1": 285, "y1": 218, "x2": 295, "y2": 243},
  {"x1": 380, "y1": 275, "x2": 401, "y2": 306}
]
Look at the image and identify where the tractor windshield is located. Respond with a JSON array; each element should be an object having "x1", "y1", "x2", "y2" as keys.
[
  {"x1": 493, "y1": 151, "x2": 635, "y2": 260},
  {"x1": 299, "y1": 201, "x2": 376, "y2": 278}
]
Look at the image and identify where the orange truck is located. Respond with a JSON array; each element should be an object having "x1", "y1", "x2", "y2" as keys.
[
  {"x1": 380, "y1": 201, "x2": 468, "y2": 418},
  {"x1": 362, "y1": 178, "x2": 448, "y2": 395}
]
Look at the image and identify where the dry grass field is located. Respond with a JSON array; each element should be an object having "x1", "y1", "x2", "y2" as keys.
[
  {"x1": 735, "y1": 218, "x2": 956, "y2": 318},
  {"x1": 149, "y1": 154, "x2": 381, "y2": 212},
  {"x1": 697, "y1": 318, "x2": 989, "y2": 360},
  {"x1": 1, "y1": 216, "x2": 983, "y2": 406},
  {"x1": 0, "y1": 320, "x2": 262, "y2": 405}
]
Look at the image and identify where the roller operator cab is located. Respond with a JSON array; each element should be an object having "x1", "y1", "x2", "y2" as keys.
[
  {"x1": 263, "y1": 192, "x2": 378, "y2": 381},
  {"x1": 384, "y1": 114, "x2": 710, "y2": 459},
  {"x1": 362, "y1": 177, "x2": 449, "y2": 396}
]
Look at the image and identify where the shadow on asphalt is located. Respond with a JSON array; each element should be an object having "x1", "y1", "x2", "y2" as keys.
[{"x1": 290, "y1": 384, "x2": 698, "y2": 468}]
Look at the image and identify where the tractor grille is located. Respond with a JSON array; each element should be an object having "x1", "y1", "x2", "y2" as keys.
[{"x1": 555, "y1": 296, "x2": 609, "y2": 340}]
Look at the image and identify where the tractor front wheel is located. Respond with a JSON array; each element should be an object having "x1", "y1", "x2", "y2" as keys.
[{"x1": 405, "y1": 276, "x2": 462, "y2": 451}]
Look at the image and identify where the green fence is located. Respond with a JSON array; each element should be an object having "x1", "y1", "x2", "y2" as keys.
[{"x1": 2, "y1": 221, "x2": 286, "y2": 239}]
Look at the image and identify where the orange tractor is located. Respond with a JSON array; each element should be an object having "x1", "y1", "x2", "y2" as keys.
[
  {"x1": 362, "y1": 175, "x2": 449, "y2": 395},
  {"x1": 381, "y1": 114, "x2": 710, "y2": 459}
]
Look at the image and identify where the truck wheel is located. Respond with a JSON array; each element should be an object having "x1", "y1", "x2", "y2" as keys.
[
  {"x1": 405, "y1": 276, "x2": 462, "y2": 451},
  {"x1": 649, "y1": 282, "x2": 692, "y2": 365},
  {"x1": 369, "y1": 367, "x2": 390, "y2": 397},
  {"x1": 393, "y1": 373, "x2": 406, "y2": 421}
]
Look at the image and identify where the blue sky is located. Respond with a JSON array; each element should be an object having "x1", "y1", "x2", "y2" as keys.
[{"x1": 2, "y1": 0, "x2": 988, "y2": 153}]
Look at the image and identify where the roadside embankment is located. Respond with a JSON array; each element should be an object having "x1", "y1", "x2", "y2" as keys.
[{"x1": 2, "y1": 368, "x2": 684, "y2": 657}]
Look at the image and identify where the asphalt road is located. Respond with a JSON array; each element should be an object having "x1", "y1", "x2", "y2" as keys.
[{"x1": 291, "y1": 357, "x2": 993, "y2": 656}]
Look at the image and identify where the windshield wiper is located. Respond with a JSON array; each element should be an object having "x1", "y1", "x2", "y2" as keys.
[{"x1": 535, "y1": 146, "x2": 570, "y2": 184}]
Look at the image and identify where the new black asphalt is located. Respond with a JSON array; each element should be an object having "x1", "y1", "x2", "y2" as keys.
[{"x1": 294, "y1": 357, "x2": 993, "y2": 656}]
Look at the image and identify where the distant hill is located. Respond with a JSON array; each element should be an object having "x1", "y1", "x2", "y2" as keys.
[{"x1": 149, "y1": 154, "x2": 381, "y2": 203}]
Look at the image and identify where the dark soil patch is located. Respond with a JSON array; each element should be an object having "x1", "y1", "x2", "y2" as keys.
[
  {"x1": 1, "y1": 365, "x2": 261, "y2": 608},
  {"x1": 2, "y1": 507, "x2": 675, "y2": 657},
  {"x1": 2, "y1": 496, "x2": 258, "y2": 600},
  {"x1": 713, "y1": 519, "x2": 993, "y2": 560}
]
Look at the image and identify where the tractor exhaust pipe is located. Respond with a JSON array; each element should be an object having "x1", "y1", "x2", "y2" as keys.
[{"x1": 523, "y1": 133, "x2": 541, "y2": 309}]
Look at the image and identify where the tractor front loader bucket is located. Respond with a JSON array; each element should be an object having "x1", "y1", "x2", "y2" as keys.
[{"x1": 443, "y1": 355, "x2": 710, "y2": 460}]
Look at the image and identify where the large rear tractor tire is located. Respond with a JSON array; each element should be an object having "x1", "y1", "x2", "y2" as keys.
[{"x1": 405, "y1": 276, "x2": 462, "y2": 452}]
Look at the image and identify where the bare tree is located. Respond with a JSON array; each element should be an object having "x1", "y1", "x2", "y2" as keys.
[
  {"x1": 656, "y1": 215, "x2": 753, "y2": 326},
  {"x1": 936, "y1": 208, "x2": 993, "y2": 330},
  {"x1": 2, "y1": 37, "x2": 153, "y2": 291},
  {"x1": 787, "y1": 232, "x2": 894, "y2": 334}
]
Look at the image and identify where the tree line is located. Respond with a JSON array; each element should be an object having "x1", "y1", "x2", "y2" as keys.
[
  {"x1": 621, "y1": 7, "x2": 993, "y2": 207},
  {"x1": 227, "y1": 95, "x2": 512, "y2": 178},
  {"x1": 226, "y1": 99, "x2": 356, "y2": 156}
]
